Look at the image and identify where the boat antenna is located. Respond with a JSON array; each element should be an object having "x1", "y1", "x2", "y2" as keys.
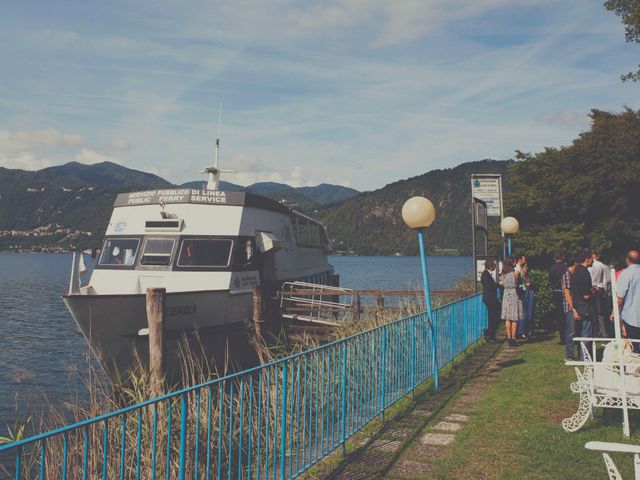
[{"x1": 202, "y1": 104, "x2": 234, "y2": 190}]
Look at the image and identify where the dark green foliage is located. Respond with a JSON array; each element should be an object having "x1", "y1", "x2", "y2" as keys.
[
  {"x1": 604, "y1": 0, "x2": 640, "y2": 81},
  {"x1": 528, "y1": 270, "x2": 554, "y2": 329},
  {"x1": 505, "y1": 108, "x2": 640, "y2": 265},
  {"x1": 318, "y1": 160, "x2": 513, "y2": 255}
]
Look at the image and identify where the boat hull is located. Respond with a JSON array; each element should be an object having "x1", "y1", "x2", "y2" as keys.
[{"x1": 63, "y1": 290, "x2": 258, "y2": 382}]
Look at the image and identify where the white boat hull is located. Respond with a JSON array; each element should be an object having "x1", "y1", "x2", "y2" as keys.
[{"x1": 63, "y1": 289, "x2": 258, "y2": 381}]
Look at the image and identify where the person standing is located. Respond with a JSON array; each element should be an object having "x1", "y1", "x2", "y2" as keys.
[
  {"x1": 573, "y1": 251, "x2": 594, "y2": 357},
  {"x1": 518, "y1": 263, "x2": 534, "y2": 339},
  {"x1": 549, "y1": 252, "x2": 568, "y2": 344},
  {"x1": 616, "y1": 250, "x2": 640, "y2": 351},
  {"x1": 589, "y1": 250, "x2": 608, "y2": 337},
  {"x1": 514, "y1": 255, "x2": 526, "y2": 274},
  {"x1": 562, "y1": 256, "x2": 580, "y2": 360},
  {"x1": 481, "y1": 259, "x2": 500, "y2": 343},
  {"x1": 500, "y1": 261, "x2": 523, "y2": 347}
]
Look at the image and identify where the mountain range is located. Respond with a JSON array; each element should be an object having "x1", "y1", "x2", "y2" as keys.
[{"x1": 0, "y1": 159, "x2": 512, "y2": 255}]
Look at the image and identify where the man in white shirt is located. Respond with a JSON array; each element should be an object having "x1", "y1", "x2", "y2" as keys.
[{"x1": 589, "y1": 250, "x2": 608, "y2": 337}]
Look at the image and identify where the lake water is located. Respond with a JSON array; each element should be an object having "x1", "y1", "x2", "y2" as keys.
[{"x1": 0, "y1": 253, "x2": 471, "y2": 431}]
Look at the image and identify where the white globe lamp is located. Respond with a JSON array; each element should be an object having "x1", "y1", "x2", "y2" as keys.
[
  {"x1": 402, "y1": 196, "x2": 436, "y2": 229},
  {"x1": 501, "y1": 216, "x2": 519, "y2": 235}
]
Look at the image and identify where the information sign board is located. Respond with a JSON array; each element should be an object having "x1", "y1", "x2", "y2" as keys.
[{"x1": 471, "y1": 176, "x2": 502, "y2": 217}]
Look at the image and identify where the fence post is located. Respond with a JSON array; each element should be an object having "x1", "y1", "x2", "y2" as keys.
[
  {"x1": 341, "y1": 343, "x2": 348, "y2": 454},
  {"x1": 146, "y1": 287, "x2": 166, "y2": 396},
  {"x1": 449, "y1": 306, "x2": 455, "y2": 360},
  {"x1": 179, "y1": 394, "x2": 188, "y2": 480},
  {"x1": 381, "y1": 326, "x2": 387, "y2": 420},
  {"x1": 431, "y1": 310, "x2": 438, "y2": 389},
  {"x1": 280, "y1": 363, "x2": 288, "y2": 480},
  {"x1": 411, "y1": 316, "x2": 416, "y2": 398},
  {"x1": 354, "y1": 293, "x2": 361, "y2": 322},
  {"x1": 462, "y1": 299, "x2": 468, "y2": 350}
]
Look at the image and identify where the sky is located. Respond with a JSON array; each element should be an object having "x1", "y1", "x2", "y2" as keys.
[{"x1": 0, "y1": 1, "x2": 638, "y2": 191}]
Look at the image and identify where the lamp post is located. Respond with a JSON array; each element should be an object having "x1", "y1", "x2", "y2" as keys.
[
  {"x1": 501, "y1": 216, "x2": 519, "y2": 257},
  {"x1": 402, "y1": 196, "x2": 438, "y2": 390}
]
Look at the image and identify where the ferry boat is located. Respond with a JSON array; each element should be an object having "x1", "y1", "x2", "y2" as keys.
[{"x1": 63, "y1": 155, "x2": 335, "y2": 379}]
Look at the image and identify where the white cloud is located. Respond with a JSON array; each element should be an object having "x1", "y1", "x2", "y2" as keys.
[
  {"x1": 0, "y1": 129, "x2": 83, "y2": 154},
  {"x1": 0, "y1": 152, "x2": 54, "y2": 170},
  {"x1": 106, "y1": 137, "x2": 131, "y2": 150},
  {"x1": 74, "y1": 148, "x2": 122, "y2": 165}
]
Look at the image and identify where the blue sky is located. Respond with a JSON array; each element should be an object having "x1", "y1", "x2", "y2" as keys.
[{"x1": 0, "y1": 0, "x2": 637, "y2": 191}]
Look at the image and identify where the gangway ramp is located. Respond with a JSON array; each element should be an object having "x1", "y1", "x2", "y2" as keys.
[{"x1": 280, "y1": 281, "x2": 354, "y2": 326}]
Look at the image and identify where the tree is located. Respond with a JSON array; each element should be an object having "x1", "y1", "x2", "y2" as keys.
[
  {"x1": 505, "y1": 108, "x2": 640, "y2": 265},
  {"x1": 604, "y1": 0, "x2": 640, "y2": 81}
]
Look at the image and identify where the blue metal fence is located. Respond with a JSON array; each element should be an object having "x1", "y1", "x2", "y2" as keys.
[{"x1": 0, "y1": 294, "x2": 486, "y2": 479}]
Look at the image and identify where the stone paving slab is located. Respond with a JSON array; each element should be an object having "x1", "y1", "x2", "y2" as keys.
[
  {"x1": 413, "y1": 409, "x2": 432, "y2": 417},
  {"x1": 452, "y1": 401, "x2": 476, "y2": 412},
  {"x1": 432, "y1": 421, "x2": 462, "y2": 432},
  {"x1": 444, "y1": 413, "x2": 469, "y2": 422},
  {"x1": 392, "y1": 459, "x2": 432, "y2": 477},
  {"x1": 410, "y1": 443, "x2": 446, "y2": 459},
  {"x1": 422, "y1": 432, "x2": 455, "y2": 446}
]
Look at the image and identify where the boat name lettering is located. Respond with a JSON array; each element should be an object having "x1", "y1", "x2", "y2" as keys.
[
  {"x1": 158, "y1": 195, "x2": 188, "y2": 203},
  {"x1": 114, "y1": 189, "x2": 245, "y2": 207},
  {"x1": 166, "y1": 304, "x2": 197, "y2": 316}
]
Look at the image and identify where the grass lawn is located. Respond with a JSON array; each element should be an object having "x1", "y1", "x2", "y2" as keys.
[{"x1": 423, "y1": 333, "x2": 640, "y2": 479}]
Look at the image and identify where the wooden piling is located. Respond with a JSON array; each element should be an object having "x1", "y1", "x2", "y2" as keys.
[
  {"x1": 354, "y1": 293, "x2": 361, "y2": 322},
  {"x1": 252, "y1": 285, "x2": 263, "y2": 337},
  {"x1": 146, "y1": 287, "x2": 166, "y2": 395},
  {"x1": 376, "y1": 295, "x2": 385, "y2": 321}
]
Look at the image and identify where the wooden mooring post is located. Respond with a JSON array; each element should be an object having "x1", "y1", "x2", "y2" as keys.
[
  {"x1": 252, "y1": 285, "x2": 263, "y2": 337},
  {"x1": 353, "y1": 293, "x2": 361, "y2": 322},
  {"x1": 146, "y1": 287, "x2": 166, "y2": 395},
  {"x1": 375, "y1": 295, "x2": 385, "y2": 321}
]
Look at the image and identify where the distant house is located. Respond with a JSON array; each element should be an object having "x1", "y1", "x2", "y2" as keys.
[{"x1": 26, "y1": 188, "x2": 39, "y2": 192}]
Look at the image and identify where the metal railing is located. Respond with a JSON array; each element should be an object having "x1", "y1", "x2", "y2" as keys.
[{"x1": 0, "y1": 294, "x2": 486, "y2": 479}]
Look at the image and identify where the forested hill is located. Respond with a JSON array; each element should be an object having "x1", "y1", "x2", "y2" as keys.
[
  {"x1": 0, "y1": 158, "x2": 511, "y2": 253},
  {"x1": 318, "y1": 160, "x2": 513, "y2": 256},
  {"x1": 0, "y1": 161, "x2": 359, "y2": 251}
]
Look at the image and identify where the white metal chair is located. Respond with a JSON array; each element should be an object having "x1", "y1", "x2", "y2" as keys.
[
  {"x1": 585, "y1": 441, "x2": 640, "y2": 480},
  {"x1": 563, "y1": 337, "x2": 640, "y2": 436},
  {"x1": 563, "y1": 268, "x2": 640, "y2": 438}
]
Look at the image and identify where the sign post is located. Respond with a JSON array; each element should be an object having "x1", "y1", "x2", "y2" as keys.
[{"x1": 470, "y1": 174, "x2": 504, "y2": 291}]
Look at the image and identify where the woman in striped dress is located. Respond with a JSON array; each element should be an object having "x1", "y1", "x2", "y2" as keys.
[{"x1": 501, "y1": 261, "x2": 524, "y2": 347}]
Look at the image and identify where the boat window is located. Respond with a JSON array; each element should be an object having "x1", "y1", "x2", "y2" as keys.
[
  {"x1": 98, "y1": 238, "x2": 140, "y2": 266},
  {"x1": 233, "y1": 237, "x2": 257, "y2": 269},
  {"x1": 177, "y1": 239, "x2": 233, "y2": 268},
  {"x1": 140, "y1": 238, "x2": 175, "y2": 266}
]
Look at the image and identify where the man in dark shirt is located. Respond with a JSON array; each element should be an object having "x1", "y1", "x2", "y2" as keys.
[
  {"x1": 481, "y1": 258, "x2": 500, "y2": 343},
  {"x1": 549, "y1": 252, "x2": 568, "y2": 344},
  {"x1": 573, "y1": 250, "x2": 594, "y2": 350}
]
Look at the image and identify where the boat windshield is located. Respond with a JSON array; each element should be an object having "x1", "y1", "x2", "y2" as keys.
[
  {"x1": 177, "y1": 239, "x2": 233, "y2": 268},
  {"x1": 140, "y1": 238, "x2": 175, "y2": 266},
  {"x1": 98, "y1": 238, "x2": 140, "y2": 266}
]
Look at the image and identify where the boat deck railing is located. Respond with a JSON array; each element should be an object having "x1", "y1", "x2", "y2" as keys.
[{"x1": 0, "y1": 294, "x2": 486, "y2": 479}]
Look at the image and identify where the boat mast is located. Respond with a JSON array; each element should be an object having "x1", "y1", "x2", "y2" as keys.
[{"x1": 203, "y1": 104, "x2": 228, "y2": 190}]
